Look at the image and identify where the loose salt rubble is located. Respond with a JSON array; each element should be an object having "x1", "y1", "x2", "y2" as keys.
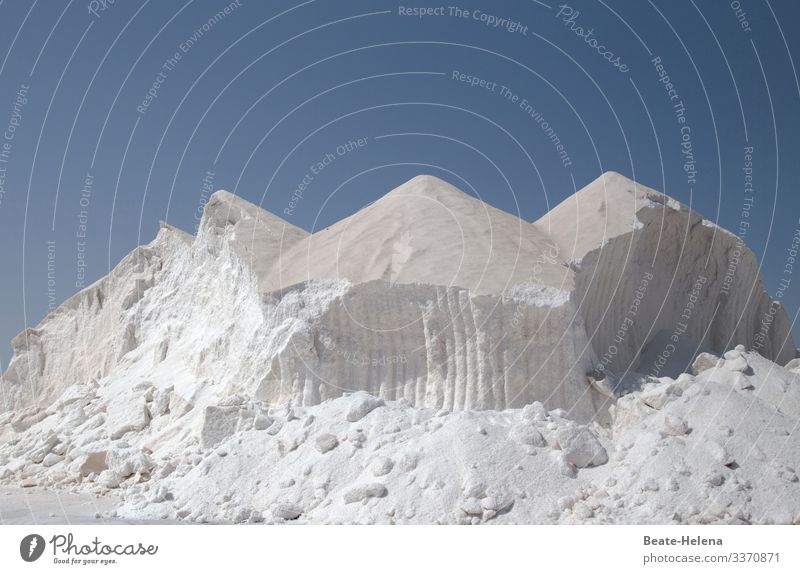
[
  {"x1": 343, "y1": 483, "x2": 388, "y2": 503},
  {"x1": 315, "y1": 433, "x2": 339, "y2": 453},
  {"x1": 0, "y1": 348, "x2": 799, "y2": 525},
  {"x1": 272, "y1": 503, "x2": 303, "y2": 520},
  {"x1": 79, "y1": 452, "x2": 108, "y2": 476},
  {"x1": 555, "y1": 426, "x2": 608, "y2": 469},
  {"x1": 345, "y1": 393, "x2": 385, "y2": 422},
  {"x1": 691, "y1": 352, "x2": 719, "y2": 375},
  {"x1": 106, "y1": 395, "x2": 150, "y2": 440}
]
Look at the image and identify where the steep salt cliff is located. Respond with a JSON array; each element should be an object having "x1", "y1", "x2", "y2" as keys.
[
  {"x1": 536, "y1": 171, "x2": 794, "y2": 376},
  {"x1": 1, "y1": 173, "x2": 793, "y2": 425}
]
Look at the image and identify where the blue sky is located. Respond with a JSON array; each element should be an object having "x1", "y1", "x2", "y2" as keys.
[{"x1": 0, "y1": 0, "x2": 798, "y2": 367}]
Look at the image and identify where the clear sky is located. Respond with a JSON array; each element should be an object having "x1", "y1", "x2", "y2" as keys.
[{"x1": 0, "y1": 0, "x2": 798, "y2": 368}]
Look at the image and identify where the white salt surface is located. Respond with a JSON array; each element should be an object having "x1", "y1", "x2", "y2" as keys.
[
  {"x1": 1, "y1": 349, "x2": 798, "y2": 524},
  {"x1": 1, "y1": 173, "x2": 798, "y2": 524}
]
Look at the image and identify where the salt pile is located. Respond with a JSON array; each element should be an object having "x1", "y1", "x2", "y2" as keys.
[{"x1": 1, "y1": 172, "x2": 798, "y2": 524}]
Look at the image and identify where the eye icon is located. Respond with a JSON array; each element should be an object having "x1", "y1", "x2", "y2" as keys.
[{"x1": 20, "y1": 534, "x2": 45, "y2": 562}]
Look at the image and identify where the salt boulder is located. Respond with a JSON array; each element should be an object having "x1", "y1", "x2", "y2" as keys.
[
  {"x1": 107, "y1": 448, "x2": 154, "y2": 478},
  {"x1": 343, "y1": 483, "x2": 388, "y2": 503},
  {"x1": 78, "y1": 451, "x2": 108, "y2": 477},
  {"x1": 51, "y1": 384, "x2": 95, "y2": 411},
  {"x1": 253, "y1": 413, "x2": 272, "y2": 431},
  {"x1": 705, "y1": 441, "x2": 734, "y2": 467},
  {"x1": 345, "y1": 393, "x2": 385, "y2": 422},
  {"x1": 151, "y1": 386, "x2": 173, "y2": 417},
  {"x1": 98, "y1": 470, "x2": 120, "y2": 489},
  {"x1": 62, "y1": 405, "x2": 88, "y2": 429},
  {"x1": 42, "y1": 453, "x2": 64, "y2": 467},
  {"x1": 555, "y1": 426, "x2": 608, "y2": 468},
  {"x1": 315, "y1": 433, "x2": 339, "y2": 453},
  {"x1": 10, "y1": 408, "x2": 48, "y2": 433},
  {"x1": 691, "y1": 353, "x2": 720, "y2": 375},
  {"x1": 510, "y1": 424, "x2": 546, "y2": 447},
  {"x1": 199, "y1": 405, "x2": 242, "y2": 449},
  {"x1": 28, "y1": 433, "x2": 59, "y2": 463},
  {"x1": 661, "y1": 414, "x2": 690, "y2": 436},
  {"x1": 369, "y1": 456, "x2": 394, "y2": 477},
  {"x1": 521, "y1": 401, "x2": 548, "y2": 421},
  {"x1": 168, "y1": 392, "x2": 194, "y2": 418},
  {"x1": 724, "y1": 354, "x2": 750, "y2": 373},
  {"x1": 784, "y1": 358, "x2": 800, "y2": 371},
  {"x1": 460, "y1": 497, "x2": 483, "y2": 516},
  {"x1": 462, "y1": 474, "x2": 488, "y2": 499},
  {"x1": 639, "y1": 381, "x2": 682, "y2": 410},
  {"x1": 272, "y1": 503, "x2": 303, "y2": 520},
  {"x1": 106, "y1": 396, "x2": 150, "y2": 439}
]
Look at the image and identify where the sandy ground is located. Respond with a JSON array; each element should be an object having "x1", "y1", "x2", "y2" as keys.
[{"x1": 0, "y1": 487, "x2": 146, "y2": 525}]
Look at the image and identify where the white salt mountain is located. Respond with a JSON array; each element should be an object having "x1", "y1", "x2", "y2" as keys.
[
  {"x1": 0, "y1": 172, "x2": 798, "y2": 524},
  {"x1": 535, "y1": 171, "x2": 794, "y2": 375}
]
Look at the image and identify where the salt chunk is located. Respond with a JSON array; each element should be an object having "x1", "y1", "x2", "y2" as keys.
[
  {"x1": 691, "y1": 352, "x2": 719, "y2": 375},
  {"x1": 345, "y1": 393, "x2": 385, "y2": 422},
  {"x1": 370, "y1": 456, "x2": 394, "y2": 477},
  {"x1": 510, "y1": 424, "x2": 546, "y2": 447},
  {"x1": 107, "y1": 396, "x2": 150, "y2": 440},
  {"x1": 555, "y1": 426, "x2": 608, "y2": 468},
  {"x1": 460, "y1": 497, "x2": 483, "y2": 516},
  {"x1": 343, "y1": 483, "x2": 387, "y2": 503},
  {"x1": 98, "y1": 470, "x2": 120, "y2": 489},
  {"x1": 724, "y1": 355, "x2": 749, "y2": 373},
  {"x1": 662, "y1": 414, "x2": 690, "y2": 436},
  {"x1": 639, "y1": 382, "x2": 681, "y2": 410},
  {"x1": 79, "y1": 451, "x2": 108, "y2": 477},
  {"x1": 315, "y1": 433, "x2": 339, "y2": 453},
  {"x1": 199, "y1": 405, "x2": 240, "y2": 449},
  {"x1": 107, "y1": 448, "x2": 154, "y2": 478},
  {"x1": 42, "y1": 453, "x2": 63, "y2": 468},
  {"x1": 272, "y1": 503, "x2": 303, "y2": 520}
]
